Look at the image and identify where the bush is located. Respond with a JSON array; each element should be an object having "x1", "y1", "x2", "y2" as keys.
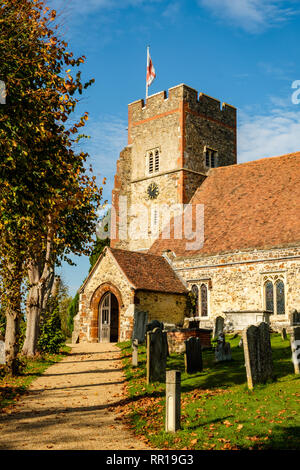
[
  {"x1": 38, "y1": 305, "x2": 65, "y2": 354},
  {"x1": 67, "y1": 292, "x2": 79, "y2": 334}
]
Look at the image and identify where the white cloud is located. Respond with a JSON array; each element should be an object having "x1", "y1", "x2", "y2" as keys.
[
  {"x1": 198, "y1": 0, "x2": 298, "y2": 33},
  {"x1": 238, "y1": 105, "x2": 300, "y2": 163},
  {"x1": 163, "y1": 2, "x2": 180, "y2": 21}
]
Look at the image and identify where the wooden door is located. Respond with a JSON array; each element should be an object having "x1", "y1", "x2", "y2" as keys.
[
  {"x1": 99, "y1": 293, "x2": 110, "y2": 342},
  {"x1": 99, "y1": 292, "x2": 119, "y2": 342}
]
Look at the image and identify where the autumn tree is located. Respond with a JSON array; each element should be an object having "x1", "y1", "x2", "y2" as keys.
[{"x1": 0, "y1": 0, "x2": 102, "y2": 370}]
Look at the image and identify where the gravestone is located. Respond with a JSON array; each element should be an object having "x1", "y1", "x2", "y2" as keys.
[
  {"x1": 215, "y1": 333, "x2": 232, "y2": 362},
  {"x1": 0, "y1": 340, "x2": 5, "y2": 365},
  {"x1": 146, "y1": 319, "x2": 164, "y2": 333},
  {"x1": 281, "y1": 328, "x2": 287, "y2": 340},
  {"x1": 165, "y1": 370, "x2": 181, "y2": 432},
  {"x1": 290, "y1": 326, "x2": 300, "y2": 374},
  {"x1": 242, "y1": 322, "x2": 273, "y2": 389},
  {"x1": 291, "y1": 310, "x2": 300, "y2": 325},
  {"x1": 132, "y1": 339, "x2": 138, "y2": 367},
  {"x1": 132, "y1": 311, "x2": 148, "y2": 343},
  {"x1": 146, "y1": 327, "x2": 168, "y2": 384},
  {"x1": 213, "y1": 316, "x2": 224, "y2": 340},
  {"x1": 184, "y1": 337, "x2": 203, "y2": 374}
]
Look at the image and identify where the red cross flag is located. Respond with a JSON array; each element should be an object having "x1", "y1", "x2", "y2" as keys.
[{"x1": 146, "y1": 46, "x2": 156, "y2": 98}]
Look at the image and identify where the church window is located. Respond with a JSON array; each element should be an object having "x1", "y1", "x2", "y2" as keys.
[
  {"x1": 146, "y1": 148, "x2": 160, "y2": 175},
  {"x1": 265, "y1": 281, "x2": 274, "y2": 313},
  {"x1": 191, "y1": 284, "x2": 199, "y2": 316},
  {"x1": 200, "y1": 283, "x2": 208, "y2": 317},
  {"x1": 276, "y1": 280, "x2": 285, "y2": 315},
  {"x1": 204, "y1": 147, "x2": 218, "y2": 168},
  {"x1": 263, "y1": 277, "x2": 286, "y2": 315}
]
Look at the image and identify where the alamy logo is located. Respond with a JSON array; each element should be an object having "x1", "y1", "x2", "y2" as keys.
[
  {"x1": 96, "y1": 197, "x2": 205, "y2": 251},
  {"x1": 0, "y1": 81, "x2": 6, "y2": 104},
  {"x1": 291, "y1": 80, "x2": 300, "y2": 104}
]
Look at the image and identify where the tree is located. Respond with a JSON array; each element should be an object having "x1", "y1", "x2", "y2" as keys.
[{"x1": 0, "y1": 0, "x2": 102, "y2": 370}]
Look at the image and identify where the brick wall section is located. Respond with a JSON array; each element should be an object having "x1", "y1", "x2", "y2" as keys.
[{"x1": 167, "y1": 328, "x2": 212, "y2": 354}]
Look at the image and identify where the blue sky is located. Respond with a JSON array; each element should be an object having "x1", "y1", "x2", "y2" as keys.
[{"x1": 51, "y1": 0, "x2": 300, "y2": 296}]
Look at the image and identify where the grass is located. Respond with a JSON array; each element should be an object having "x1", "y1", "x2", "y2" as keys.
[
  {"x1": 117, "y1": 334, "x2": 300, "y2": 450},
  {"x1": 0, "y1": 345, "x2": 71, "y2": 411}
]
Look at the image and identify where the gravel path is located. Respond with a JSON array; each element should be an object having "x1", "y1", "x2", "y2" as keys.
[{"x1": 0, "y1": 342, "x2": 150, "y2": 450}]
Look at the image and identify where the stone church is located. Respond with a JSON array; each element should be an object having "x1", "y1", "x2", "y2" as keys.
[{"x1": 73, "y1": 83, "x2": 300, "y2": 343}]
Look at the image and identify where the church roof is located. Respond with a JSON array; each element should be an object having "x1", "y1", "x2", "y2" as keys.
[
  {"x1": 109, "y1": 247, "x2": 188, "y2": 294},
  {"x1": 150, "y1": 152, "x2": 300, "y2": 258}
]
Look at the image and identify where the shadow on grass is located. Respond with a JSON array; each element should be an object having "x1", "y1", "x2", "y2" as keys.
[{"x1": 237, "y1": 425, "x2": 300, "y2": 450}]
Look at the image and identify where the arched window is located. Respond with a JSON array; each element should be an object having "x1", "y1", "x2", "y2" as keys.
[
  {"x1": 191, "y1": 284, "x2": 199, "y2": 316},
  {"x1": 200, "y1": 283, "x2": 208, "y2": 317},
  {"x1": 276, "y1": 280, "x2": 285, "y2": 315},
  {"x1": 265, "y1": 281, "x2": 274, "y2": 313}
]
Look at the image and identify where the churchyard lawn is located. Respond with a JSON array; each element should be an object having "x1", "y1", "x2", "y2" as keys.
[{"x1": 117, "y1": 334, "x2": 300, "y2": 450}]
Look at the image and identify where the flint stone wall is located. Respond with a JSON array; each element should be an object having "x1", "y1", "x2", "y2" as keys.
[{"x1": 173, "y1": 246, "x2": 300, "y2": 331}]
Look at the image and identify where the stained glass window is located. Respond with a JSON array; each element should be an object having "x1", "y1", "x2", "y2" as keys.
[
  {"x1": 191, "y1": 285, "x2": 199, "y2": 316},
  {"x1": 200, "y1": 283, "x2": 208, "y2": 317},
  {"x1": 265, "y1": 281, "x2": 274, "y2": 313},
  {"x1": 276, "y1": 281, "x2": 285, "y2": 315}
]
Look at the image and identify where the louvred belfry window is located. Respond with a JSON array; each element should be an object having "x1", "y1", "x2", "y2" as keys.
[
  {"x1": 146, "y1": 148, "x2": 160, "y2": 175},
  {"x1": 204, "y1": 147, "x2": 218, "y2": 168},
  {"x1": 154, "y1": 149, "x2": 159, "y2": 172}
]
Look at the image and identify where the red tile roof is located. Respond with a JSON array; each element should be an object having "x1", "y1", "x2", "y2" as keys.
[
  {"x1": 109, "y1": 247, "x2": 187, "y2": 294},
  {"x1": 150, "y1": 152, "x2": 300, "y2": 257}
]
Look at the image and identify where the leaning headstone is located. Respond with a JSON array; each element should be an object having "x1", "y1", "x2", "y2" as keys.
[
  {"x1": 215, "y1": 333, "x2": 232, "y2": 362},
  {"x1": 0, "y1": 340, "x2": 5, "y2": 365},
  {"x1": 242, "y1": 322, "x2": 273, "y2": 389},
  {"x1": 213, "y1": 316, "x2": 224, "y2": 340},
  {"x1": 165, "y1": 370, "x2": 181, "y2": 432},
  {"x1": 132, "y1": 339, "x2": 138, "y2": 367},
  {"x1": 146, "y1": 327, "x2": 168, "y2": 384},
  {"x1": 290, "y1": 326, "x2": 300, "y2": 374},
  {"x1": 132, "y1": 311, "x2": 148, "y2": 343},
  {"x1": 184, "y1": 337, "x2": 203, "y2": 374}
]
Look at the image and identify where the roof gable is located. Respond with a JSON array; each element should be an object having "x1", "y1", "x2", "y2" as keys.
[
  {"x1": 109, "y1": 247, "x2": 187, "y2": 294},
  {"x1": 80, "y1": 246, "x2": 187, "y2": 294}
]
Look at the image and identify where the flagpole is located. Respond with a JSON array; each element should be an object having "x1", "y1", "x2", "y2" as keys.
[{"x1": 146, "y1": 45, "x2": 149, "y2": 100}]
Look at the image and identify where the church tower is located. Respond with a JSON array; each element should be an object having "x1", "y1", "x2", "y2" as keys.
[{"x1": 110, "y1": 84, "x2": 237, "y2": 252}]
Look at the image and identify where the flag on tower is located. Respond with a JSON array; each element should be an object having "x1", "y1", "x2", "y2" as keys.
[{"x1": 146, "y1": 46, "x2": 156, "y2": 98}]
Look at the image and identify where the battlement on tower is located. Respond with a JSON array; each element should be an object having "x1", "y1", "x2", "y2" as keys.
[{"x1": 128, "y1": 83, "x2": 236, "y2": 128}]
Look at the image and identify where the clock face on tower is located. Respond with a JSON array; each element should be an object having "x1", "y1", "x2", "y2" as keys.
[{"x1": 147, "y1": 182, "x2": 159, "y2": 199}]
